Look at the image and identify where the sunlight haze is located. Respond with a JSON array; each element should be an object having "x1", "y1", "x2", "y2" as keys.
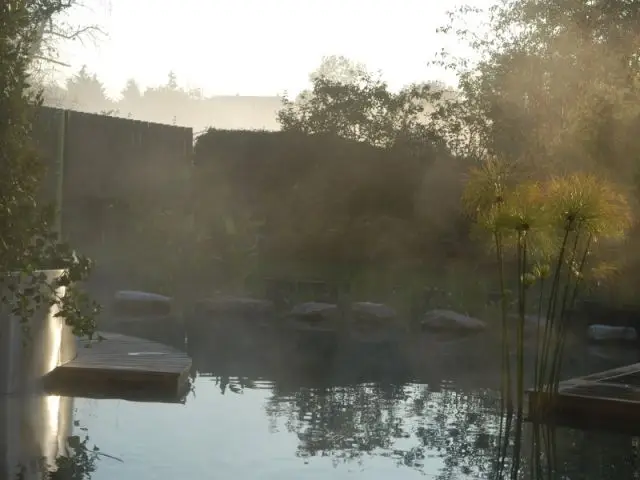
[{"x1": 58, "y1": 0, "x2": 489, "y2": 98}]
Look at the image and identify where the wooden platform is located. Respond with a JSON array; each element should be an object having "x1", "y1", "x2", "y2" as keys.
[
  {"x1": 44, "y1": 332, "x2": 192, "y2": 403},
  {"x1": 527, "y1": 363, "x2": 640, "y2": 434}
]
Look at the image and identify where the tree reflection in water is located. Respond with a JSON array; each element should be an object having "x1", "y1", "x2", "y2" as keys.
[
  {"x1": 266, "y1": 382, "x2": 411, "y2": 466},
  {"x1": 261, "y1": 373, "x2": 640, "y2": 479},
  {"x1": 496, "y1": 411, "x2": 640, "y2": 479},
  {"x1": 264, "y1": 378, "x2": 506, "y2": 476}
]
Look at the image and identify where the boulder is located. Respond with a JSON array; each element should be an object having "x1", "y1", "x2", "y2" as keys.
[
  {"x1": 113, "y1": 290, "x2": 173, "y2": 317},
  {"x1": 351, "y1": 302, "x2": 397, "y2": 322},
  {"x1": 421, "y1": 309, "x2": 487, "y2": 333},
  {"x1": 195, "y1": 296, "x2": 275, "y2": 316},
  {"x1": 290, "y1": 302, "x2": 339, "y2": 323},
  {"x1": 115, "y1": 290, "x2": 171, "y2": 303}
]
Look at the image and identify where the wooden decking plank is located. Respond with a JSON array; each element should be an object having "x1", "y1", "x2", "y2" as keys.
[
  {"x1": 44, "y1": 331, "x2": 192, "y2": 403},
  {"x1": 559, "y1": 363, "x2": 640, "y2": 386},
  {"x1": 527, "y1": 362, "x2": 640, "y2": 434}
]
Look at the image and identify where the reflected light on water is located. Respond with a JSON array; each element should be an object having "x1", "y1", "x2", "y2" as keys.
[{"x1": 43, "y1": 395, "x2": 62, "y2": 463}]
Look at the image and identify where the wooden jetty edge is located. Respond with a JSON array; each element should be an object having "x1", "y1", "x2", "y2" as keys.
[
  {"x1": 527, "y1": 363, "x2": 640, "y2": 434},
  {"x1": 44, "y1": 332, "x2": 192, "y2": 403}
]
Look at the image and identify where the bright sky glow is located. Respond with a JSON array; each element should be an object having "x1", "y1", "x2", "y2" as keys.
[{"x1": 56, "y1": 0, "x2": 491, "y2": 98}]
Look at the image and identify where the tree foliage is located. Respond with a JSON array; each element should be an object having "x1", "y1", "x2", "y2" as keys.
[
  {"x1": 1, "y1": 0, "x2": 99, "y2": 337},
  {"x1": 28, "y1": 0, "x2": 106, "y2": 70},
  {"x1": 432, "y1": 0, "x2": 640, "y2": 177},
  {"x1": 278, "y1": 55, "x2": 443, "y2": 152},
  {"x1": 192, "y1": 121, "x2": 469, "y2": 286},
  {"x1": 64, "y1": 65, "x2": 111, "y2": 112},
  {"x1": 429, "y1": 0, "x2": 640, "y2": 303}
]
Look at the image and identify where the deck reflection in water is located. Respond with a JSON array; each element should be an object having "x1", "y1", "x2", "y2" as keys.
[{"x1": 61, "y1": 336, "x2": 640, "y2": 480}]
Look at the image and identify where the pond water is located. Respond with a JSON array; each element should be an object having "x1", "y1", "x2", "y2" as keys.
[{"x1": 18, "y1": 340, "x2": 639, "y2": 480}]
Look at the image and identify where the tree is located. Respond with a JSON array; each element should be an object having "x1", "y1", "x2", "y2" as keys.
[
  {"x1": 432, "y1": 0, "x2": 637, "y2": 415},
  {"x1": 278, "y1": 55, "x2": 443, "y2": 151},
  {"x1": 28, "y1": 0, "x2": 106, "y2": 70},
  {"x1": 40, "y1": 81, "x2": 68, "y2": 107},
  {"x1": 64, "y1": 65, "x2": 113, "y2": 112},
  {"x1": 118, "y1": 78, "x2": 143, "y2": 118},
  {"x1": 120, "y1": 78, "x2": 142, "y2": 102},
  {"x1": 431, "y1": 0, "x2": 640, "y2": 176},
  {"x1": 429, "y1": 0, "x2": 640, "y2": 284},
  {"x1": 166, "y1": 70, "x2": 178, "y2": 90},
  {"x1": 1, "y1": 0, "x2": 99, "y2": 336},
  {"x1": 309, "y1": 55, "x2": 368, "y2": 84},
  {"x1": 140, "y1": 70, "x2": 193, "y2": 125}
]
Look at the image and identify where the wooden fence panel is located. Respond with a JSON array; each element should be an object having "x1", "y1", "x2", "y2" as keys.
[{"x1": 32, "y1": 107, "x2": 194, "y2": 258}]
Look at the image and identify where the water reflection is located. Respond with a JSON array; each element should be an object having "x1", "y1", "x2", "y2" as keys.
[
  {"x1": 173, "y1": 343, "x2": 640, "y2": 478},
  {"x1": 493, "y1": 411, "x2": 640, "y2": 479},
  {"x1": 18, "y1": 325, "x2": 640, "y2": 479},
  {"x1": 0, "y1": 394, "x2": 70, "y2": 478},
  {"x1": 15, "y1": 431, "x2": 102, "y2": 480},
  {"x1": 0, "y1": 391, "x2": 102, "y2": 479}
]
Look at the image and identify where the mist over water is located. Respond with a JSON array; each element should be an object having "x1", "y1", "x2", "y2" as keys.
[
  {"x1": 44, "y1": 332, "x2": 640, "y2": 480},
  {"x1": 4, "y1": 0, "x2": 640, "y2": 478}
]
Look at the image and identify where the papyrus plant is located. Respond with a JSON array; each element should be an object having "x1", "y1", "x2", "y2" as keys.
[{"x1": 463, "y1": 157, "x2": 632, "y2": 412}]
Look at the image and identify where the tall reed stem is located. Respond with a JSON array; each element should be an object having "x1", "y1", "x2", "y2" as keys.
[
  {"x1": 516, "y1": 230, "x2": 527, "y2": 412},
  {"x1": 547, "y1": 229, "x2": 581, "y2": 389},
  {"x1": 495, "y1": 230, "x2": 513, "y2": 410},
  {"x1": 551, "y1": 233, "x2": 592, "y2": 388},
  {"x1": 533, "y1": 276, "x2": 545, "y2": 389},
  {"x1": 538, "y1": 227, "x2": 571, "y2": 394},
  {"x1": 510, "y1": 410, "x2": 525, "y2": 479}
]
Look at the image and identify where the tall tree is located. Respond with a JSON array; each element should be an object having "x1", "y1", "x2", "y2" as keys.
[
  {"x1": 309, "y1": 55, "x2": 369, "y2": 84},
  {"x1": 118, "y1": 78, "x2": 143, "y2": 118},
  {"x1": 64, "y1": 65, "x2": 113, "y2": 112},
  {"x1": 27, "y1": 0, "x2": 106, "y2": 72},
  {"x1": 278, "y1": 56, "x2": 442, "y2": 151},
  {"x1": 431, "y1": 0, "x2": 640, "y2": 177},
  {"x1": 141, "y1": 70, "x2": 193, "y2": 124},
  {"x1": 166, "y1": 70, "x2": 178, "y2": 90},
  {"x1": 120, "y1": 78, "x2": 142, "y2": 102}
]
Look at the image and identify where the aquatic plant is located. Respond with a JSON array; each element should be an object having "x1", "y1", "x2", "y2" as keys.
[{"x1": 463, "y1": 157, "x2": 632, "y2": 412}]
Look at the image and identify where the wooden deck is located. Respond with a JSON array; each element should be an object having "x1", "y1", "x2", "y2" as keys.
[
  {"x1": 527, "y1": 363, "x2": 640, "y2": 434},
  {"x1": 44, "y1": 331, "x2": 192, "y2": 403}
]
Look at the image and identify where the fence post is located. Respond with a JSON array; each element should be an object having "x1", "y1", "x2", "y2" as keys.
[{"x1": 54, "y1": 109, "x2": 68, "y2": 240}]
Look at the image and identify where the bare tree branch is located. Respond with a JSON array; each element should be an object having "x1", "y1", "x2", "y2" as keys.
[
  {"x1": 31, "y1": 54, "x2": 70, "y2": 67},
  {"x1": 27, "y1": 0, "x2": 108, "y2": 67},
  {"x1": 43, "y1": 24, "x2": 104, "y2": 42}
]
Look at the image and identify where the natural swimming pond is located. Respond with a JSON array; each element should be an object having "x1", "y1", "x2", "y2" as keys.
[{"x1": 9, "y1": 342, "x2": 640, "y2": 480}]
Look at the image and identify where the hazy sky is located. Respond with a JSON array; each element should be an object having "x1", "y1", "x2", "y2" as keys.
[{"x1": 57, "y1": 0, "x2": 490, "y2": 98}]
